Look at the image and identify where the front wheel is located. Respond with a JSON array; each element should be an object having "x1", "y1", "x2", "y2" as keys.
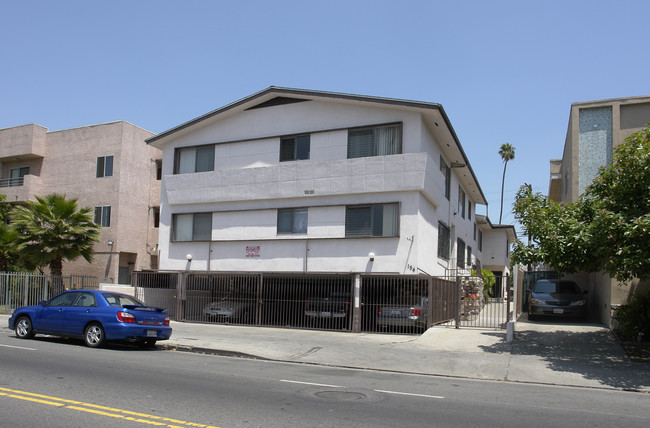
[
  {"x1": 15, "y1": 316, "x2": 35, "y2": 339},
  {"x1": 84, "y1": 323, "x2": 105, "y2": 348}
]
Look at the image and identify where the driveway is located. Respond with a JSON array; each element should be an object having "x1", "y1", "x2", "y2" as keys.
[{"x1": 503, "y1": 315, "x2": 650, "y2": 391}]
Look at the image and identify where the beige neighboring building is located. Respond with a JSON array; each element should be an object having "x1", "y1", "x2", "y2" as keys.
[
  {"x1": 0, "y1": 121, "x2": 162, "y2": 283},
  {"x1": 549, "y1": 95, "x2": 650, "y2": 326}
]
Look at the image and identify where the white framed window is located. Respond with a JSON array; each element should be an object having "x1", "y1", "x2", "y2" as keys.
[
  {"x1": 277, "y1": 208, "x2": 308, "y2": 234},
  {"x1": 467, "y1": 246, "x2": 473, "y2": 267},
  {"x1": 458, "y1": 185, "x2": 466, "y2": 218},
  {"x1": 94, "y1": 206, "x2": 111, "y2": 227},
  {"x1": 96, "y1": 156, "x2": 113, "y2": 178},
  {"x1": 440, "y1": 156, "x2": 450, "y2": 200},
  {"x1": 345, "y1": 203, "x2": 399, "y2": 237},
  {"x1": 438, "y1": 221, "x2": 450, "y2": 260},
  {"x1": 457, "y1": 238, "x2": 466, "y2": 268},
  {"x1": 174, "y1": 145, "x2": 215, "y2": 174},
  {"x1": 280, "y1": 135, "x2": 310, "y2": 162},
  {"x1": 347, "y1": 124, "x2": 402, "y2": 159},
  {"x1": 172, "y1": 213, "x2": 212, "y2": 241}
]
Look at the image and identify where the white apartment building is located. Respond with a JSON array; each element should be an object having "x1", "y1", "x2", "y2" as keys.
[{"x1": 148, "y1": 87, "x2": 501, "y2": 277}]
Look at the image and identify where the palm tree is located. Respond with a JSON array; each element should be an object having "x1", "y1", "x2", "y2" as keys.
[
  {"x1": 11, "y1": 194, "x2": 100, "y2": 281},
  {"x1": 498, "y1": 143, "x2": 516, "y2": 224}
]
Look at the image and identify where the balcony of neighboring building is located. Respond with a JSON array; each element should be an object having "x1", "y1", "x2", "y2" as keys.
[
  {"x1": 164, "y1": 152, "x2": 443, "y2": 207},
  {"x1": 0, "y1": 173, "x2": 42, "y2": 202}
]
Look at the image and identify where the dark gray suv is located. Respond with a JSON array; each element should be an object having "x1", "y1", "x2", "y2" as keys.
[{"x1": 528, "y1": 279, "x2": 588, "y2": 320}]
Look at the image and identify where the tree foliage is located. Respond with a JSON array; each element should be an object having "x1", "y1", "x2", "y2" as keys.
[
  {"x1": 0, "y1": 194, "x2": 20, "y2": 271},
  {"x1": 512, "y1": 126, "x2": 650, "y2": 282},
  {"x1": 11, "y1": 193, "x2": 100, "y2": 276}
]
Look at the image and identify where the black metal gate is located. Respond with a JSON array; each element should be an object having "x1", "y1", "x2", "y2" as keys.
[
  {"x1": 436, "y1": 274, "x2": 511, "y2": 329},
  {"x1": 132, "y1": 271, "x2": 509, "y2": 333}
]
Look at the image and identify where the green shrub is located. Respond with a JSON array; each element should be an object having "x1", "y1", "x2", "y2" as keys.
[
  {"x1": 614, "y1": 290, "x2": 650, "y2": 341},
  {"x1": 472, "y1": 269, "x2": 496, "y2": 300}
]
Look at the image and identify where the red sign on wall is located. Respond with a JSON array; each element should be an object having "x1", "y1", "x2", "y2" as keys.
[{"x1": 246, "y1": 245, "x2": 260, "y2": 258}]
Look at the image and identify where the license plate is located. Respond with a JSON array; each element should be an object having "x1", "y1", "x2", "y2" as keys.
[
  {"x1": 553, "y1": 308, "x2": 564, "y2": 314},
  {"x1": 146, "y1": 330, "x2": 157, "y2": 337},
  {"x1": 320, "y1": 312, "x2": 331, "y2": 317}
]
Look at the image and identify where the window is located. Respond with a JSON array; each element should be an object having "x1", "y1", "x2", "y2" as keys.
[
  {"x1": 467, "y1": 246, "x2": 472, "y2": 267},
  {"x1": 458, "y1": 185, "x2": 466, "y2": 218},
  {"x1": 155, "y1": 159, "x2": 162, "y2": 180},
  {"x1": 8, "y1": 166, "x2": 29, "y2": 187},
  {"x1": 438, "y1": 221, "x2": 450, "y2": 260},
  {"x1": 47, "y1": 291, "x2": 80, "y2": 307},
  {"x1": 152, "y1": 207, "x2": 160, "y2": 228},
  {"x1": 478, "y1": 229, "x2": 483, "y2": 251},
  {"x1": 457, "y1": 238, "x2": 466, "y2": 268},
  {"x1": 96, "y1": 156, "x2": 114, "y2": 178},
  {"x1": 440, "y1": 156, "x2": 450, "y2": 199},
  {"x1": 277, "y1": 208, "x2": 308, "y2": 234},
  {"x1": 473, "y1": 223, "x2": 477, "y2": 241},
  {"x1": 73, "y1": 292, "x2": 96, "y2": 307},
  {"x1": 345, "y1": 203, "x2": 399, "y2": 237},
  {"x1": 94, "y1": 206, "x2": 111, "y2": 227},
  {"x1": 280, "y1": 135, "x2": 310, "y2": 161},
  {"x1": 348, "y1": 124, "x2": 402, "y2": 159},
  {"x1": 468, "y1": 201, "x2": 472, "y2": 220},
  {"x1": 172, "y1": 213, "x2": 212, "y2": 241},
  {"x1": 174, "y1": 145, "x2": 215, "y2": 174}
]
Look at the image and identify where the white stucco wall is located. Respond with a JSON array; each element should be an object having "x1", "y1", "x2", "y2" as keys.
[{"x1": 155, "y1": 96, "x2": 484, "y2": 277}]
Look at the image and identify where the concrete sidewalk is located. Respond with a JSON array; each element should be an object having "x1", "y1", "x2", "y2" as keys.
[
  {"x1": 3, "y1": 314, "x2": 649, "y2": 392},
  {"x1": 162, "y1": 318, "x2": 650, "y2": 392}
]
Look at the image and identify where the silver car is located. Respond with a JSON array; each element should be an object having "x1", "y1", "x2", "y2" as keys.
[
  {"x1": 203, "y1": 299, "x2": 255, "y2": 323},
  {"x1": 376, "y1": 296, "x2": 428, "y2": 332},
  {"x1": 528, "y1": 279, "x2": 588, "y2": 320}
]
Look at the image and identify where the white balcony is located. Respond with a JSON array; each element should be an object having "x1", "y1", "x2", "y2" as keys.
[{"x1": 165, "y1": 153, "x2": 441, "y2": 206}]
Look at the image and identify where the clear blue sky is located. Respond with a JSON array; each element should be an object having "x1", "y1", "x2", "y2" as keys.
[{"x1": 2, "y1": 0, "x2": 649, "y2": 231}]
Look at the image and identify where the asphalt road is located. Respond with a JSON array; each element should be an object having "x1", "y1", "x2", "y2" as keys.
[{"x1": 1, "y1": 332, "x2": 649, "y2": 428}]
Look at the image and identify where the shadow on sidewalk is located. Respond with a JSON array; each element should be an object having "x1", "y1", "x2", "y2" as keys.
[{"x1": 480, "y1": 328, "x2": 650, "y2": 391}]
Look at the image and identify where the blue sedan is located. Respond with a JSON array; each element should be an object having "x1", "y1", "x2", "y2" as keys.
[{"x1": 8, "y1": 289, "x2": 172, "y2": 348}]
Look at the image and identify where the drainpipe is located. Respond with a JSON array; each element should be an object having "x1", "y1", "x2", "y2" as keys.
[
  {"x1": 352, "y1": 274, "x2": 361, "y2": 332},
  {"x1": 207, "y1": 241, "x2": 212, "y2": 271}
]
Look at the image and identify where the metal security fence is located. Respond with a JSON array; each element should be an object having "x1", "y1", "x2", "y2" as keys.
[
  {"x1": 133, "y1": 271, "x2": 501, "y2": 334},
  {"x1": 361, "y1": 275, "x2": 432, "y2": 334},
  {"x1": 0, "y1": 272, "x2": 108, "y2": 314},
  {"x1": 438, "y1": 274, "x2": 511, "y2": 329}
]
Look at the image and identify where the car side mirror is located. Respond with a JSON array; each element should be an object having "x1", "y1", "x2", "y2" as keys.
[{"x1": 39, "y1": 300, "x2": 47, "y2": 306}]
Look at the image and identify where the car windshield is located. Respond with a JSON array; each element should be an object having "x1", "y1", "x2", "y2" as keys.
[
  {"x1": 534, "y1": 280, "x2": 580, "y2": 294},
  {"x1": 101, "y1": 293, "x2": 147, "y2": 307}
]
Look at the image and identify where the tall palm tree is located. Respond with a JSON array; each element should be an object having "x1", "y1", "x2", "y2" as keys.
[
  {"x1": 498, "y1": 143, "x2": 516, "y2": 224},
  {"x1": 11, "y1": 194, "x2": 100, "y2": 279}
]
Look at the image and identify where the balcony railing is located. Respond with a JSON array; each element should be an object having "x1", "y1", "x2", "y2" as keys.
[{"x1": 0, "y1": 177, "x2": 25, "y2": 188}]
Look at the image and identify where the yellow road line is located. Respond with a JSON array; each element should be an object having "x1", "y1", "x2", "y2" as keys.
[
  {"x1": 0, "y1": 392, "x2": 65, "y2": 407},
  {"x1": 0, "y1": 387, "x2": 219, "y2": 428}
]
